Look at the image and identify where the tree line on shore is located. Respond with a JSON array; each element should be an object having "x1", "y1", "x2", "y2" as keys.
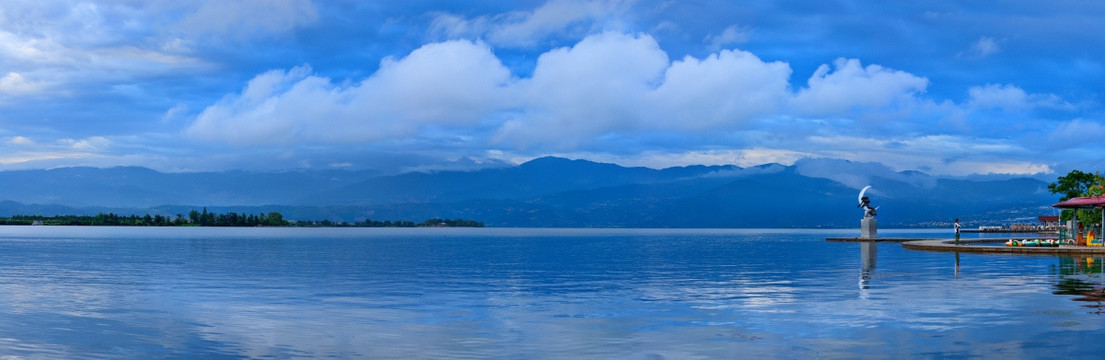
[{"x1": 0, "y1": 209, "x2": 483, "y2": 228}]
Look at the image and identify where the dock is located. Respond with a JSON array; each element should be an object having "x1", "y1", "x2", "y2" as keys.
[
  {"x1": 829, "y1": 237, "x2": 1105, "y2": 255},
  {"x1": 901, "y1": 239, "x2": 1105, "y2": 254},
  {"x1": 961, "y1": 229, "x2": 1057, "y2": 234},
  {"x1": 826, "y1": 237, "x2": 937, "y2": 243}
]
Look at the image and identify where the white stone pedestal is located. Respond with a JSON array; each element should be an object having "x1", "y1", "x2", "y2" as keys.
[{"x1": 861, "y1": 217, "x2": 877, "y2": 239}]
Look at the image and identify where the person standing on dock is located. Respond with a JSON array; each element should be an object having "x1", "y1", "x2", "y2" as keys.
[{"x1": 954, "y1": 219, "x2": 961, "y2": 245}]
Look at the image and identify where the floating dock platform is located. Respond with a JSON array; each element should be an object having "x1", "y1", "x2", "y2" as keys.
[
  {"x1": 901, "y1": 239, "x2": 1105, "y2": 254},
  {"x1": 826, "y1": 237, "x2": 937, "y2": 243},
  {"x1": 828, "y1": 237, "x2": 1105, "y2": 255}
]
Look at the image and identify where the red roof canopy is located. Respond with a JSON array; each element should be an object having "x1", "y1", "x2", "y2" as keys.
[{"x1": 1053, "y1": 195, "x2": 1105, "y2": 208}]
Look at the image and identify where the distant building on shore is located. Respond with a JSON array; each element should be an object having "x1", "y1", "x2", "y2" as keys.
[
  {"x1": 1038, "y1": 215, "x2": 1060, "y2": 229},
  {"x1": 965, "y1": 215, "x2": 1061, "y2": 233}
]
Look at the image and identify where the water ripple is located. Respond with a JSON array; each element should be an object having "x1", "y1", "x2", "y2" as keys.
[{"x1": 0, "y1": 227, "x2": 1101, "y2": 358}]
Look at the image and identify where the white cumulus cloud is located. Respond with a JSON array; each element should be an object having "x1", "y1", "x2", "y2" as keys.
[
  {"x1": 494, "y1": 32, "x2": 669, "y2": 148},
  {"x1": 185, "y1": 29, "x2": 1066, "y2": 177},
  {"x1": 188, "y1": 32, "x2": 941, "y2": 154},
  {"x1": 494, "y1": 32, "x2": 795, "y2": 148},
  {"x1": 187, "y1": 40, "x2": 514, "y2": 145},
  {"x1": 647, "y1": 49, "x2": 791, "y2": 131},
  {"x1": 790, "y1": 58, "x2": 929, "y2": 116},
  {"x1": 967, "y1": 83, "x2": 1072, "y2": 111}
]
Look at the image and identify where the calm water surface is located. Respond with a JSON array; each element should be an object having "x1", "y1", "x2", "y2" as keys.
[{"x1": 0, "y1": 227, "x2": 1101, "y2": 359}]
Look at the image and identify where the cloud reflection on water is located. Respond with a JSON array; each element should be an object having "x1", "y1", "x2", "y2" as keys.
[{"x1": 0, "y1": 228, "x2": 1104, "y2": 358}]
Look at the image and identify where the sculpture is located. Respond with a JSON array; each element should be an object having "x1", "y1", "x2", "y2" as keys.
[
  {"x1": 857, "y1": 186, "x2": 877, "y2": 218},
  {"x1": 858, "y1": 186, "x2": 878, "y2": 239}
]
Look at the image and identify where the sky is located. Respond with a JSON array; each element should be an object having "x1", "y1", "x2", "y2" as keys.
[{"x1": 1, "y1": 0, "x2": 1103, "y2": 177}]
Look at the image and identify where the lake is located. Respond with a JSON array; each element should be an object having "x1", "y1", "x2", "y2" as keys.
[{"x1": 0, "y1": 226, "x2": 1101, "y2": 359}]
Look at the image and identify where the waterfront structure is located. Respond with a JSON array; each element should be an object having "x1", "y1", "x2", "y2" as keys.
[
  {"x1": 1052, "y1": 195, "x2": 1105, "y2": 245},
  {"x1": 858, "y1": 186, "x2": 877, "y2": 239}
]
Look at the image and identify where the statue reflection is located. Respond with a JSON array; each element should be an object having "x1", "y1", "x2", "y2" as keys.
[
  {"x1": 1054, "y1": 256, "x2": 1105, "y2": 314},
  {"x1": 859, "y1": 242, "x2": 877, "y2": 294},
  {"x1": 955, "y1": 252, "x2": 960, "y2": 279}
]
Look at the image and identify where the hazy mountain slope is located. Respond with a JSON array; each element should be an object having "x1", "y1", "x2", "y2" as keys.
[
  {"x1": 0, "y1": 157, "x2": 1060, "y2": 227},
  {"x1": 304, "y1": 157, "x2": 735, "y2": 205}
]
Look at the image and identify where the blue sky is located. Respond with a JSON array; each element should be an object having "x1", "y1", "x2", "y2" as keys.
[{"x1": 1, "y1": 0, "x2": 1103, "y2": 176}]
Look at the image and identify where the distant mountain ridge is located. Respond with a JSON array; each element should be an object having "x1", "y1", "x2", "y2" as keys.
[
  {"x1": 0, "y1": 157, "x2": 1058, "y2": 228},
  {"x1": 305, "y1": 157, "x2": 746, "y2": 205}
]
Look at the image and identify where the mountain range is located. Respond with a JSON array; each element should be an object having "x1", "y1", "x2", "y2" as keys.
[{"x1": 0, "y1": 157, "x2": 1060, "y2": 228}]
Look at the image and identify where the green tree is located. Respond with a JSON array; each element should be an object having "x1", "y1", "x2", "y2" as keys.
[
  {"x1": 1049, "y1": 170, "x2": 1105, "y2": 225},
  {"x1": 1049, "y1": 170, "x2": 1101, "y2": 201},
  {"x1": 262, "y1": 212, "x2": 286, "y2": 226}
]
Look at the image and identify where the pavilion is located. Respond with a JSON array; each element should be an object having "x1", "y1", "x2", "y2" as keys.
[{"x1": 1052, "y1": 195, "x2": 1105, "y2": 243}]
